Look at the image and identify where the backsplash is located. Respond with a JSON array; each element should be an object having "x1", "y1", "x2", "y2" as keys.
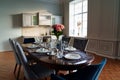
[{"x1": 22, "y1": 26, "x2": 52, "y2": 37}]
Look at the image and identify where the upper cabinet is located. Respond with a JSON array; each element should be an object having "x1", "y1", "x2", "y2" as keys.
[
  {"x1": 21, "y1": 12, "x2": 62, "y2": 27},
  {"x1": 52, "y1": 15, "x2": 63, "y2": 25},
  {"x1": 39, "y1": 14, "x2": 52, "y2": 26},
  {"x1": 22, "y1": 13, "x2": 38, "y2": 27}
]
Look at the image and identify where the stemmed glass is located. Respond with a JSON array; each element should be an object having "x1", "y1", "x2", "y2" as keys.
[
  {"x1": 35, "y1": 37, "x2": 43, "y2": 44},
  {"x1": 62, "y1": 41, "x2": 68, "y2": 50}
]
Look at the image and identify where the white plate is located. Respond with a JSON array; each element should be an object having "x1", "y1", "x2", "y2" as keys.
[
  {"x1": 36, "y1": 48, "x2": 50, "y2": 53},
  {"x1": 65, "y1": 47, "x2": 76, "y2": 51},
  {"x1": 64, "y1": 53, "x2": 81, "y2": 60},
  {"x1": 27, "y1": 45, "x2": 38, "y2": 48}
]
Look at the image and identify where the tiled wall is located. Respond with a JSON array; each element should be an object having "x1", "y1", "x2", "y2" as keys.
[{"x1": 22, "y1": 27, "x2": 51, "y2": 37}]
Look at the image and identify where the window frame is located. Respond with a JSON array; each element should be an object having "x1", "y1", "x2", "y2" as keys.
[{"x1": 69, "y1": 0, "x2": 88, "y2": 38}]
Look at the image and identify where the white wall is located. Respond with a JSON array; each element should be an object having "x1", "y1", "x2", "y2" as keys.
[
  {"x1": 63, "y1": 0, "x2": 71, "y2": 36},
  {"x1": 86, "y1": 0, "x2": 120, "y2": 59},
  {"x1": 0, "y1": 0, "x2": 61, "y2": 52}
]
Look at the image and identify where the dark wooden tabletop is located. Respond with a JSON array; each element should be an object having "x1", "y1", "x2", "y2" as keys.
[{"x1": 23, "y1": 44, "x2": 94, "y2": 70}]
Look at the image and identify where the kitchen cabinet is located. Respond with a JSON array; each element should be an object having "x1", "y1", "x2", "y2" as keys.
[
  {"x1": 21, "y1": 13, "x2": 62, "y2": 27},
  {"x1": 22, "y1": 13, "x2": 38, "y2": 27},
  {"x1": 39, "y1": 14, "x2": 52, "y2": 26}
]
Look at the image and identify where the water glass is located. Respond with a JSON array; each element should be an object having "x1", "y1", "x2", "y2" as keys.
[
  {"x1": 62, "y1": 41, "x2": 68, "y2": 50},
  {"x1": 57, "y1": 50, "x2": 63, "y2": 58}
]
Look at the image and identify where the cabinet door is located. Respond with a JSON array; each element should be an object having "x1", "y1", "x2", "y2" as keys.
[
  {"x1": 39, "y1": 14, "x2": 52, "y2": 26},
  {"x1": 22, "y1": 13, "x2": 38, "y2": 27},
  {"x1": 52, "y1": 15, "x2": 62, "y2": 25}
]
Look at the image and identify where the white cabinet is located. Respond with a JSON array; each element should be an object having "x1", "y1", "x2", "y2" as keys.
[
  {"x1": 39, "y1": 14, "x2": 52, "y2": 26},
  {"x1": 22, "y1": 13, "x2": 38, "y2": 27},
  {"x1": 52, "y1": 15, "x2": 62, "y2": 25},
  {"x1": 21, "y1": 13, "x2": 62, "y2": 27}
]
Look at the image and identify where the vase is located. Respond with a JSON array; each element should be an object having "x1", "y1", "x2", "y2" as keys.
[{"x1": 56, "y1": 39, "x2": 62, "y2": 50}]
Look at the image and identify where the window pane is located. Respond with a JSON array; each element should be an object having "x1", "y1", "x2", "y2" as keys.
[
  {"x1": 83, "y1": 0, "x2": 88, "y2": 12},
  {"x1": 75, "y1": 14, "x2": 82, "y2": 27},
  {"x1": 69, "y1": 3, "x2": 74, "y2": 16},
  {"x1": 83, "y1": 13, "x2": 87, "y2": 21},
  {"x1": 75, "y1": 2, "x2": 82, "y2": 14}
]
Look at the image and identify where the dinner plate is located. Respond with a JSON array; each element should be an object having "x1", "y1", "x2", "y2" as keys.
[
  {"x1": 65, "y1": 47, "x2": 77, "y2": 51},
  {"x1": 36, "y1": 48, "x2": 50, "y2": 53},
  {"x1": 64, "y1": 53, "x2": 81, "y2": 60},
  {"x1": 27, "y1": 45, "x2": 38, "y2": 48}
]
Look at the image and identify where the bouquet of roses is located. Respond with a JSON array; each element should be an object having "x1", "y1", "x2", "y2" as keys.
[{"x1": 52, "y1": 24, "x2": 65, "y2": 39}]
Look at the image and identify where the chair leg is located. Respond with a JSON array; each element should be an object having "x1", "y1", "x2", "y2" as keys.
[
  {"x1": 14, "y1": 63, "x2": 18, "y2": 74},
  {"x1": 16, "y1": 65, "x2": 21, "y2": 80}
]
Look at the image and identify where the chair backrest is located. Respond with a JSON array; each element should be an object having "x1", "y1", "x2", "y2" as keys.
[
  {"x1": 9, "y1": 38, "x2": 21, "y2": 64},
  {"x1": 15, "y1": 42, "x2": 38, "y2": 79},
  {"x1": 93, "y1": 58, "x2": 107, "y2": 80},
  {"x1": 77, "y1": 58, "x2": 107, "y2": 80},
  {"x1": 23, "y1": 38, "x2": 35, "y2": 44},
  {"x1": 51, "y1": 58, "x2": 107, "y2": 80},
  {"x1": 68, "y1": 37, "x2": 74, "y2": 47},
  {"x1": 73, "y1": 38, "x2": 88, "y2": 52}
]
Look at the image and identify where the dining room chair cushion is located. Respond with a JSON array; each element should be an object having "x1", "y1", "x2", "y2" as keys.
[
  {"x1": 30, "y1": 63, "x2": 54, "y2": 78},
  {"x1": 51, "y1": 58, "x2": 107, "y2": 80}
]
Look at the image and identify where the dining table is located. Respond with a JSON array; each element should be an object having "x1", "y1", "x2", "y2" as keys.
[{"x1": 22, "y1": 43, "x2": 94, "y2": 73}]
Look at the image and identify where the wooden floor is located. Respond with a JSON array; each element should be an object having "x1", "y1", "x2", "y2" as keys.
[{"x1": 0, "y1": 51, "x2": 120, "y2": 80}]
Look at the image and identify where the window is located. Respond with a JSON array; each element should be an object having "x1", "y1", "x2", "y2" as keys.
[{"x1": 69, "y1": 0, "x2": 88, "y2": 37}]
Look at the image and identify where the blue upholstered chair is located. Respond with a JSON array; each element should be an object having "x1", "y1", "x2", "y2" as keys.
[
  {"x1": 23, "y1": 38, "x2": 35, "y2": 44},
  {"x1": 15, "y1": 41, "x2": 54, "y2": 80},
  {"x1": 9, "y1": 38, "x2": 22, "y2": 80},
  {"x1": 9, "y1": 38, "x2": 36, "y2": 80},
  {"x1": 51, "y1": 58, "x2": 107, "y2": 80}
]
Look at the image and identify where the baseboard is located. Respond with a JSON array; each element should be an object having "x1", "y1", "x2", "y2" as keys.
[{"x1": 0, "y1": 50, "x2": 12, "y2": 53}]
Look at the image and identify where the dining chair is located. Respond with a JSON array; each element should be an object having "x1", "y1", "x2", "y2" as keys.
[
  {"x1": 9, "y1": 38, "x2": 22, "y2": 80},
  {"x1": 51, "y1": 58, "x2": 107, "y2": 80},
  {"x1": 9, "y1": 38, "x2": 37, "y2": 80},
  {"x1": 68, "y1": 37, "x2": 74, "y2": 47},
  {"x1": 23, "y1": 37, "x2": 35, "y2": 44},
  {"x1": 15, "y1": 41, "x2": 54, "y2": 80}
]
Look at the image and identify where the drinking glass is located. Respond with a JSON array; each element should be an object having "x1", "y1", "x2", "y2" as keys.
[
  {"x1": 56, "y1": 49, "x2": 63, "y2": 58},
  {"x1": 62, "y1": 41, "x2": 68, "y2": 50}
]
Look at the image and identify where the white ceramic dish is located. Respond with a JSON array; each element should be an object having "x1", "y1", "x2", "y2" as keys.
[
  {"x1": 27, "y1": 45, "x2": 38, "y2": 48},
  {"x1": 65, "y1": 47, "x2": 77, "y2": 51},
  {"x1": 64, "y1": 53, "x2": 81, "y2": 60},
  {"x1": 36, "y1": 48, "x2": 50, "y2": 53}
]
